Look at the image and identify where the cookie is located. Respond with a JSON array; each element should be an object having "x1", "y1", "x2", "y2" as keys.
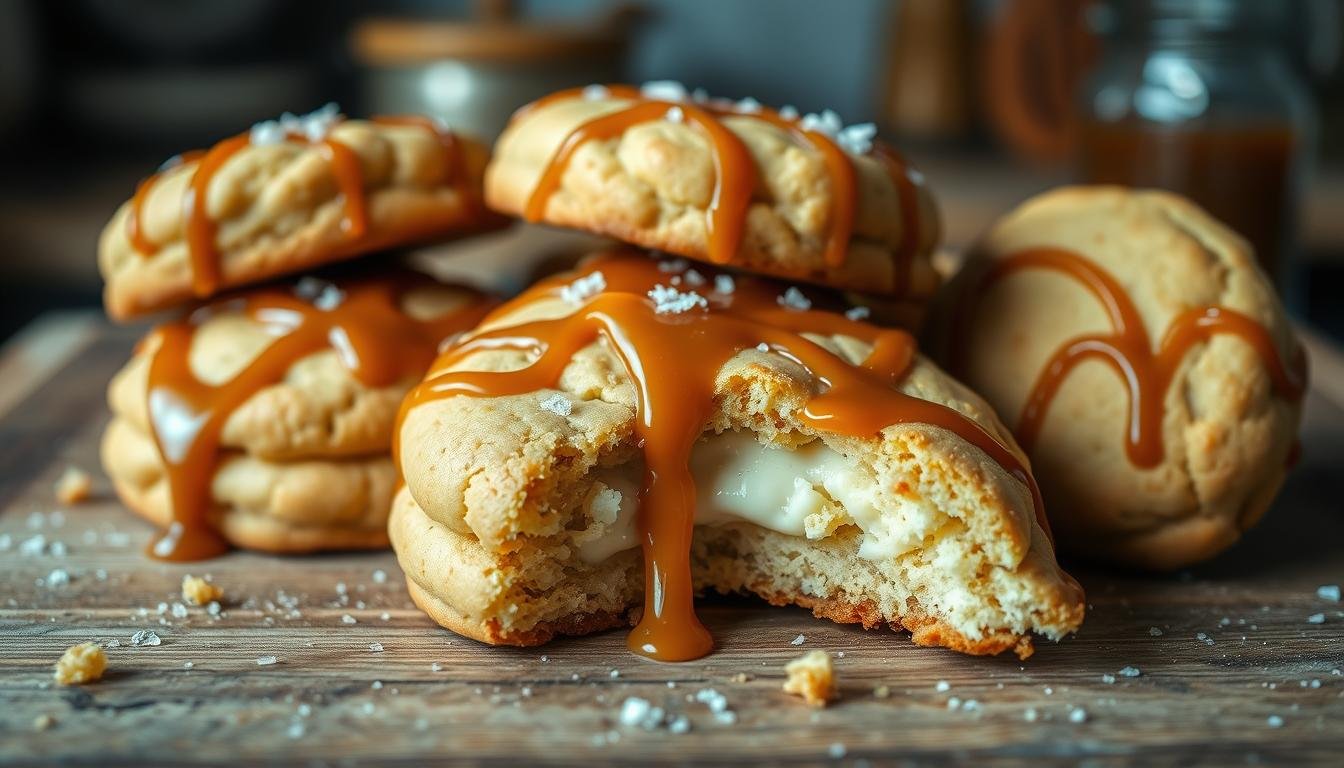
[
  {"x1": 485, "y1": 83, "x2": 942, "y2": 299},
  {"x1": 101, "y1": 268, "x2": 496, "y2": 558},
  {"x1": 99, "y1": 105, "x2": 502, "y2": 319},
  {"x1": 102, "y1": 417, "x2": 397, "y2": 554},
  {"x1": 393, "y1": 250, "x2": 1083, "y2": 660},
  {"x1": 928, "y1": 187, "x2": 1306, "y2": 569}
]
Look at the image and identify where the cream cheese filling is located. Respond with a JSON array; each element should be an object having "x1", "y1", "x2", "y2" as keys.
[{"x1": 571, "y1": 431, "x2": 943, "y2": 564}]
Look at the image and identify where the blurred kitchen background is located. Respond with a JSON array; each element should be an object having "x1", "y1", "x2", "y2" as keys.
[{"x1": 2, "y1": 0, "x2": 1344, "y2": 341}]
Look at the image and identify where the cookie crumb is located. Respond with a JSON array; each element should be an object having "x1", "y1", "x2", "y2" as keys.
[
  {"x1": 730, "y1": 672, "x2": 751, "y2": 683},
  {"x1": 873, "y1": 684, "x2": 891, "y2": 699},
  {"x1": 782, "y1": 650, "x2": 837, "y2": 708},
  {"x1": 54, "y1": 466, "x2": 92, "y2": 505},
  {"x1": 182, "y1": 575, "x2": 223, "y2": 606},
  {"x1": 54, "y1": 642, "x2": 106, "y2": 685}
]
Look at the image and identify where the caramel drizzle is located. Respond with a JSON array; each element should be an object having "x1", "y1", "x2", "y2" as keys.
[
  {"x1": 126, "y1": 116, "x2": 465, "y2": 299},
  {"x1": 144, "y1": 273, "x2": 496, "y2": 561},
  {"x1": 955, "y1": 247, "x2": 1306, "y2": 467},
  {"x1": 516, "y1": 86, "x2": 922, "y2": 291},
  {"x1": 400, "y1": 251, "x2": 1044, "y2": 661}
]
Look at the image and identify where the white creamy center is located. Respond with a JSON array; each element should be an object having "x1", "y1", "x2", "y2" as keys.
[{"x1": 571, "y1": 431, "x2": 938, "y2": 564}]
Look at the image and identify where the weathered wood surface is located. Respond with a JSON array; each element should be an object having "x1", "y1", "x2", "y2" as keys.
[{"x1": 2, "y1": 318, "x2": 1343, "y2": 767}]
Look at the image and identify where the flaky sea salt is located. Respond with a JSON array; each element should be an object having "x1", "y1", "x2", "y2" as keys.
[
  {"x1": 800, "y1": 109, "x2": 844, "y2": 137},
  {"x1": 582, "y1": 84, "x2": 610, "y2": 101},
  {"x1": 130, "y1": 630, "x2": 161, "y2": 647},
  {"x1": 369, "y1": 642, "x2": 384, "y2": 653},
  {"x1": 836, "y1": 122, "x2": 878, "y2": 155},
  {"x1": 1307, "y1": 613, "x2": 1326, "y2": 624},
  {"x1": 46, "y1": 569, "x2": 69, "y2": 588},
  {"x1": 647, "y1": 284, "x2": 708, "y2": 314},
  {"x1": 256, "y1": 655, "x2": 278, "y2": 666},
  {"x1": 1119, "y1": 666, "x2": 1141, "y2": 678},
  {"x1": 664, "y1": 105, "x2": 685, "y2": 124},
  {"x1": 252, "y1": 103, "x2": 341, "y2": 147},
  {"x1": 694, "y1": 688, "x2": 730, "y2": 713},
  {"x1": 777, "y1": 287, "x2": 811, "y2": 311},
  {"x1": 790, "y1": 634, "x2": 806, "y2": 646},
  {"x1": 1069, "y1": 707, "x2": 1088, "y2": 723},
  {"x1": 342, "y1": 614, "x2": 357, "y2": 625},
  {"x1": 1267, "y1": 715, "x2": 1284, "y2": 728},
  {"x1": 540, "y1": 394, "x2": 573, "y2": 416},
  {"x1": 641, "y1": 80, "x2": 689, "y2": 102},
  {"x1": 935, "y1": 680, "x2": 950, "y2": 692},
  {"x1": 735, "y1": 97, "x2": 763, "y2": 114},
  {"x1": 560, "y1": 271, "x2": 606, "y2": 304},
  {"x1": 618, "y1": 697, "x2": 666, "y2": 729},
  {"x1": 1318, "y1": 585, "x2": 1341, "y2": 602},
  {"x1": 844, "y1": 306, "x2": 871, "y2": 321},
  {"x1": 372, "y1": 569, "x2": 387, "y2": 584},
  {"x1": 713, "y1": 274, "x2": 735, "y2": 294}
]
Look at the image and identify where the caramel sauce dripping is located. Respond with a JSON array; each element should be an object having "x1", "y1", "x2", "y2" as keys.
[
  {"x1": 954, "y1": 247, "x2": 1306, "y2": 467},
  {"x1": 144, "y1": 272, "x2": 496, "y2": 561},
  {"x1": 516, "y1": 86, "x2": 922, "y2": 291},
  {"x1": 126, "y1": 115, "x2": 465, "y2": 298},
  {"x1": 400, "y1": 250, "x2": 1045, "y2": 661}
]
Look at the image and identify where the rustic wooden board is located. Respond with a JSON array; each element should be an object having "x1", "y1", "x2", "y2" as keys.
[{"x1": 2, "y1": 319, "x2": 1343, "y2": 767}]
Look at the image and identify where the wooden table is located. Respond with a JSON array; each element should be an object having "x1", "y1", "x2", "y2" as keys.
[{"x1": 2, "y1": 313, "x2": 1343, "y2": 767}]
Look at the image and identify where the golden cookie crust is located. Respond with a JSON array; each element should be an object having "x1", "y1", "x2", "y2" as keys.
[
  {"x1": 99, "y1": 119, "x2": 499, "y2": 319},
  {"x1": 103, "y1": 417, "x2": 392, "y2": 553},
  {"x1": 107, "y1": 282, "x2": 484, "y2": 461},
  {"x1": 485, "y1": 93, "x2": 941, "y2": 298},
  {"x1": 394, "y1": 276, "x2": 1084, "y2": 656},
  {"x1": 100, "y1": 278, "x2": 486, "y2": 553},
  {"x1": 928, "y1": 186, "x2": 1304, "y2": 569}
]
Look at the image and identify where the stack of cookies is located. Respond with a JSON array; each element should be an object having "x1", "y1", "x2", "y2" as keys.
[
  {"x1": 96, "y1": 82, "x2": 1306, "y2": 664},
  {"x1": 390, "y1": 83, "x2": 1085, "y2": 661},
  {"x1": 98, "y1": 106, "x2": 504, "y2": 559}
]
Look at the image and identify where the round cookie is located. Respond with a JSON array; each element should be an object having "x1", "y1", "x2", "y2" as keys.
[
  {"x1": 99, "y1": 105, "x2": 503, "y2": 320},
  {"x1": 101, "y1": 269, "x2": 496, "y2": 557},
  {"x1": 102, "y1": 418, "x2": 397, "y2": 554},
  {"x1": 394, "y1": 250, "x2": 1083, "y2": 659},
  {"x1": 486, "y1": 82, "x2": 942, "y2": 299},
  {"x1": 928, "y1": 187, "x2": 1306, "y2": 570}
]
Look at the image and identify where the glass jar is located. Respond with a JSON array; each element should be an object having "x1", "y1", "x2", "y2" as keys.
[{"x1": 1076, "y1": 0, "x2": 1316, "y2": 286}]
